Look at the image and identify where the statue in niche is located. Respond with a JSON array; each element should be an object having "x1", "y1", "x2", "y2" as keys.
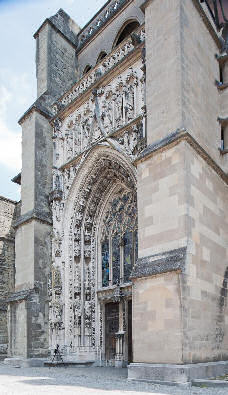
[
  {"x1": 81, "y1": 116, "x2": 92, "y2": 149},
  {"x1": 84, "y1": 300, "x2": 91, "y2": 329},
  {"x1": 65, "y1": 129, "x2": 73, "y2": 161},
  {"x1": 101, "y1": 95, "x2": 113, "y2": 133},
  {"x1": 51, "y1": 301, "x2": 63, "y2": 329},
  {"x1": 113, "y1": 90, "x2": 123, "y2": 129},
  {"x1": 73, "y1": 115, "x2": 82, "y2": 155},
  {"x1": 92, "y1": 114, "x2": 102, "y2": 141},
  {"x1": 53, "y1": 201, "x2": 64, "y2": 222},
  {"x1": 53, "y1": 118, "x2": 62, "y2": 139},
  {"x1": 53, "y1": 230, "x2": 62, "y2": 257},
  {"x1": 53, "y1": 267, "x2": 62, "y2": 295},
  {"x1": 124, "y1": 84, "x2": 135, "y2": 123},
  {"x1": 54, "y1": 174, "x2": 61, "y2": 191},
  {"x1": 74, "y1": 241, "x2": 81, "y2": 257}
]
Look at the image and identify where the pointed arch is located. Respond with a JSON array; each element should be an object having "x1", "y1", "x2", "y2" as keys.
[
  {"x1": 56, "y1": 146, "x2": 137, "y2": 359},
  {"x1": 96, "y1": 51, "x2": 107, "y2": 64},
  {"x1": 112, "y1": 19, "x2": 140, "y2": 48},
  {"x1": 83, "y1": 65, "x2": 92, "y2": 75}
]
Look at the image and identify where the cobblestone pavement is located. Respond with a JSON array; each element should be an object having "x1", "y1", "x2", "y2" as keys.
[{"x1": 0, "y1": 364, "x2": 227, "y2": 395}]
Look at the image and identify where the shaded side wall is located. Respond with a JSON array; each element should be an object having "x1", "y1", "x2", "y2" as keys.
[
  {"x1": 181, "y1": 0, "x2": 225, "y2": 171},
  {"x1": 0, "y1": 197, "x2": 16, "y2": 359},
  {"x1": 145, "y1": 0, "x2": 228, "y2": 173},
  {"x1": 182, "y1": 143, "x2": 228, "y2": 363}
]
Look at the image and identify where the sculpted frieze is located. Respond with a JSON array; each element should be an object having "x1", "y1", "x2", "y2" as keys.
[
  {"x1": 53, "y1": 62, "x2": 146, "y2": 168},
  {"x1": 53, "y1": 229, "x2": 63, "y2": 257}
]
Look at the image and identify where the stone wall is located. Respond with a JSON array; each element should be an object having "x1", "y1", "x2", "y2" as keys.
[
  {"x1": 135, "y1": 136, "x2": 227, "y2": 365},
  {"x1": 145, "y1": 0, "x2": 227, "y2": 173},
  {"x1": 181, "y1": 0, "x2": 223, "y2": 170},
  {"x1": 137, "y1": 142, "x2": 188, "y2": 259},
  {"x1": 133, "y1": 271, "x2": 183, "y2": 364},
  {"x1": 145, "y1": 0, "x2": 182, "y2": 145},
  {"x1": 182, "y1": 143, "x2": 228, "y2": 363},
  {"x1": 0, "y1": 197, "x2": 16, "y2": 359}
]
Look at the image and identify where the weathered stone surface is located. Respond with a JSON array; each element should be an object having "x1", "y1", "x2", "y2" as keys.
[
  {"x1": 0, "y1": 197, "x2": 16, "y2": 359},
  {"x1": 128, "y1": 361, "x2": 228, "y2": 383},
  {"x1": 131, "y1": 247, "x2": 186, "y2": 279}
]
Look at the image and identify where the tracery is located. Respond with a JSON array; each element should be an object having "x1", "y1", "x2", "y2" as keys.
[{"x1": 101, "y1": 189, "x2": 138, "y2": 288}]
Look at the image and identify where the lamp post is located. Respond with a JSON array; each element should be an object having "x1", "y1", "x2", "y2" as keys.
[{"x1": 201, "y1": 0, "x2": 228, "y2": 52}]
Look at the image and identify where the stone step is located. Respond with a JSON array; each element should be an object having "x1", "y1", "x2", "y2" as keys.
[{"x1": 44, "y1": 360, "x2": 94, "y2": 368}]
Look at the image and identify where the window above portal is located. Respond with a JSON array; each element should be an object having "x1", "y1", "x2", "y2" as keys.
[{"x1": 100, "y1": 188, "x2": 138, "y2": 288}]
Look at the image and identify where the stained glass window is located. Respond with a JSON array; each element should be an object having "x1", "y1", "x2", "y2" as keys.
[
  {"x1": 112, "y1": 235, "x2": 120, "y2": 285},
  {"x1": 123, "y1": 231, "x2": 133, "y2": 283},
  {"x1": 101, "y1": 190, "x2": 138, "y2": 288},
  {"x1": 102, "y1": 240, "x2": 109, "y2": 287}
]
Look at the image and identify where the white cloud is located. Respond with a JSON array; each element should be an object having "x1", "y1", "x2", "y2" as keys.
[
  {"x1": 0, "y1": 120, "x2": 21, "y2": 171},
  {"x1": 0, "y1": 85, "x2": 11, "y2": 118},
  {"x1": 0, "y1": 85, "x2": 21, "y2": 171},
  {"x1": 65, "y1": 0, "x2": 75, "y2": 5}
]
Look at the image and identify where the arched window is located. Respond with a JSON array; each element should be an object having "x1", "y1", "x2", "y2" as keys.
[
  {"x1": 113, "y1": 20, "x2": 140, "y2": 48},
  {"x1": 101, "y1": 189, "x2": 138, "y2": 288},
  {"x1": 83, "y1": 65, "x2": 92, "y2": 75},
  {"x1": 96, "y1": 51, "x2": 107, "y2": 64}
]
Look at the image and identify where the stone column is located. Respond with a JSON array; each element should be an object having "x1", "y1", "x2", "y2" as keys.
[{"x1": 7, "y1": 109, "x2": 53, "y2": 361}]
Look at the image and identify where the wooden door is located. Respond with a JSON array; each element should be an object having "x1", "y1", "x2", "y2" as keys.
[{"x1": 105, "y1": 302, "x2": 119, "y2": 361}]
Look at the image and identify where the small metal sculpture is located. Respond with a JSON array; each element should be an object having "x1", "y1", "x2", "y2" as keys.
[{"x1": 51, "y1": 344, "x2": 65, "y2": 366}]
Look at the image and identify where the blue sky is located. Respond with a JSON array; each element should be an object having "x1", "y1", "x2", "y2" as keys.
[{"x1": 0, "y1": 0, "x2": 107, "y2": 201}]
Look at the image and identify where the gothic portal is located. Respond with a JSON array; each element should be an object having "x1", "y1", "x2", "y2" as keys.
[
  {"x1": 1, "y1": 0, "x2": 228, "y2": 384},
  {"x1": 50, "y1": 148, "x2": 138, "y2": 365}
]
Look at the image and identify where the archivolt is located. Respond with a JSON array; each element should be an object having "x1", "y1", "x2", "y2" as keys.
[{"x1": 61, "y1": 146, "x2": 137, "y2": 348}]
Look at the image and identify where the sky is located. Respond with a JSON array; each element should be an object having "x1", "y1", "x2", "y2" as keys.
[{"x1": 0, "y1": 0, "x2": 107, "y2": 201}]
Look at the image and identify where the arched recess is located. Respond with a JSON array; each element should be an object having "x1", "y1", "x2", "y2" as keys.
[
  {"x1": 83, "y1": 65, "x2": 92, "y2": 75},
  {"x1": 52, "y1": 146, "x2": 137, "y2": 363},
  {"x1": 96, "y1": 51, "x2": 107, "y2": 64},
  {"x1": 113, "y1": 19, "x2": 140, "y2": 48}
]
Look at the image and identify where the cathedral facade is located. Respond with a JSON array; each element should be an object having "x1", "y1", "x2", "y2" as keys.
[{"x1": 1, "y1": 0, "x2": 228, "y2": 383}]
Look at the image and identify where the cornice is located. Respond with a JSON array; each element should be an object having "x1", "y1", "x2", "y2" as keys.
[
  {"x1": 4, "y1": 289, "x2": 35, "y2": 303},
  {"x1": 14, "y1": 209, "x2": 52, "y2": 229},
  {"x1": 18, "y1": 101, "x2": 52, "y2": 126},
  {"x1": 135, "y1": 129, "x2": 228, "y2": 185},
  {"x1": 131, "y1": 247, "x2": 187, "y2": 280},
  {"x1": 0, "y1": 195, "x2": 17, "y2": 205}
]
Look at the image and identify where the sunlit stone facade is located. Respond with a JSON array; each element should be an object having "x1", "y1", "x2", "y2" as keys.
[{"x1": 1, "y1": 0, "x2": 228, "y2": 383}]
